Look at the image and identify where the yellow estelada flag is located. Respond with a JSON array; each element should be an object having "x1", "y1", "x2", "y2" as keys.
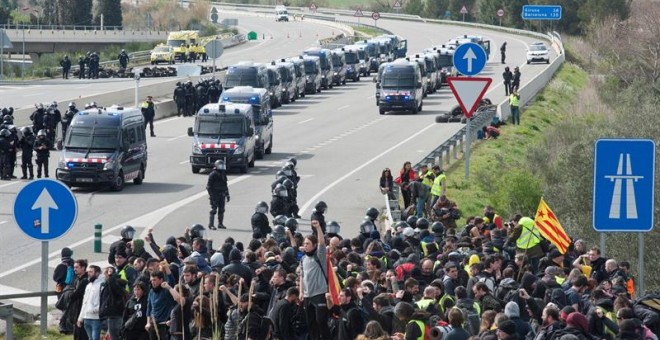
[{"x1": 534, "y1": 198, "x2": 572, "y2": 254}]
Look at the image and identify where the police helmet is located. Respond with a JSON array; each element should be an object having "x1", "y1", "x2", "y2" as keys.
[
  {"x1": 1, "y1": 107, "x2": 7, "y2": 115},
  {"x1": 366, "y1": 207, "x2": 379, "y2": 220},
  {"x1": 287, "y1": 157, "x2": 297, "y2": 167},
  {"x1": 282, "y1": 178, "x2": 294, "y2": 190},
  {"x1": 285, "y1": 218, "x2": 298, "y2": 232},
  {"x1": 51, "y1": 101, "x2": 58, "y2": 108},
  {"x1": 327, "y1": 221, "x2": 341, "y2": 235},
  {"x1": 406, "y1": 215, "x2": 418, "y2": 228},
  {"x1": 394, "y1": 221, "x2": 410, "y2": 230},
  {"x1": 121, "y1": 49, "x2": 126, "y2": 53},
  {"x1": 416, "y1": 218, "x2": 430, "y2": 230},
  {"x1": 274, "y1": 183, "x2": 288, "y2": 198},
  {"x1": 360, "y1": 219, "x2": 375, "y2": 234},
  {"x1": 190, "y1": 224, "x2": 206, "y2": 239},
  {"x1": 315, "y1": 201, "x2": 328, "y2": 213},
  {"x1": 37, "y1": 129, "x2": 47, "y2": 137},
  {"x1": 8, "y1": 125, "x2": 17, "y2": 133},
  {"x1": 214, "y1": 159, "x2": 226, "y2": 171},
  {"x1": 0, "y1": 129, "x2": 9, "y2": 137},
  {"x1": 68, "y1": 102, "x2": 76, "y2": 108},
  {"x1": 7, "y1": 107, "x2": 13, "y2": 115},
  {"x1": 37, "y1": 103, "x2": 44, "y2": 110},
  {"x1": 273, "y1": 215, "x2": 287, "y2": 226},
  {"x1": 176, "y1": 81, "x2": 182, "y2": 86},
  {"x1": 281, "y1": 164, "x2": 293, "y2": 177},
  {"x1": 275, "y1": 170, "x2": 285, "y2": 178},
  {"x1": 272, "y1": 225, "x2": 286, "y2": 239},
  {"x1": 271, "y1": 179, "x2": 280, "y2": 191},
  {"x1": 431, "y1": 221, "x2": 444, "y2": 235},
  {"x1": 120, "y1": 225, "x2": 136, "y2": 240},
  {"x1": 255, "y1": 201, "x2": 268, "y2": 214},
  {"x1": 2, "y1": 115, "x2": 13, "y2": 124},
  {"x1": 20, "y1": 126, "x2": 33, "y2": 136}
]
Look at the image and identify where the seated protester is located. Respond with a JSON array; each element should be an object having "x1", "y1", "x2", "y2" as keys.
[{"x1": 482, "y1": 125, "x2": 500, "y2": 139}]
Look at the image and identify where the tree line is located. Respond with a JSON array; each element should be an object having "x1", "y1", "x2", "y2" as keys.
[{"x1": 0, "y1": 0, "x2": 122, "y2": 27}]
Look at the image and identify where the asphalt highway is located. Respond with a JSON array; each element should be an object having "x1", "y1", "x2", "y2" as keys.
[{"x1": 0, "y1": 14, "x2": 557, "y2": 310}]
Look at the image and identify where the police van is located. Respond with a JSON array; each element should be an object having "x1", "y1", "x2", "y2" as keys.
[
  {"x1": 274, "y1": 60, "x2": 299, "y2": 103},
  {"x1": 301, "y1": 56, "x2": 322, "y2": 94},
  {"x1": 223, "y1": 62, "x2": 269, "y2": 91},
  {"x1": 375, "y1": 60, "x2": 424, "y2": 115},
  {"x1": 220, "y1": 86, "x2": 273, "y2": 159},
  {"x1": 187, "y1": 103, "x2": 256, "y2": 174},
  {"x1": 56, "y1": 105, "x2": 147, "y2": 191},
  {"x1": 341, "y1": 45, "x2": 366, "y2": 80},
  {"x1": 302, "y1": 48, "x2": 334, "y2": 89},
  {"x1": 330, "y1": 49, "x2": 347, "y2": 86},
  {"x1": 284, "y1": 57, "x2": 307, "y2": 99}
]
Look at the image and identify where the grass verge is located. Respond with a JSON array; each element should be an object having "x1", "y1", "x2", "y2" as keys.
[
  {"x1": 443, "y1": 62, "x2": 588, "y2": 221},
  {"x1": 0, "y1": 324, "x2": 69, "y2": 340},
  {"x1": 352, "y1": 25, "x2": 380, "y2": 38}
]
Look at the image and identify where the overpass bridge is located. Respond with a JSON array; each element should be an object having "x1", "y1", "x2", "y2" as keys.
[{"x1": 1, "y1": 25, "x2": 168, "y2": 60}]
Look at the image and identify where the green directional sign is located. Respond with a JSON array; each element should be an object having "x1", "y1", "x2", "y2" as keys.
[{"x1": 247, "y1": 31, "x2": 258, "y2": 41}]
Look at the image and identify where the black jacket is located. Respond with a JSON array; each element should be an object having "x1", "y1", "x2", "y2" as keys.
[
  {"x1": 310, "y1": 210, "x2": 326, "y2": 234},
  {"x1": 271, "y1": 299, "x2": 301, "y2": 340},
  {"x1": 122, "y1": 293, "x2": 148, "y2": 333},
  {"x1": 270, "y1": 196, "x2": 288, "y2": 217},
  {"x1": 329, "y1": 301, "x2": 365, "y2": 340},
  {"x1": 238, "y1": 305, "x2": 269, "y2": 340},
  {"x1": 33, "y1": 137, "x2": 51, "y2": 157},
  {"x1": 207, "y1": 169, "x2": 228, "y2": 195},
  {"x1": 100, "y1": 275, "x2": 128, "y2": 318},
  {"x1": 251, "y1": 212, "x2": 271, "y2": 236},
  {"x1": 503, "y1": 70, "x2": 513, "y2": 82}
]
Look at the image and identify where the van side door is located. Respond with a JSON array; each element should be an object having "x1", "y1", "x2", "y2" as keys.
[{"x1": 121, "y1": 125, "x2": 141, "y2": 178}]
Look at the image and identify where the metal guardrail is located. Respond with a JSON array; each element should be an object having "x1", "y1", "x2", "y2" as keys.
[
  {"x1": 0, "y1": 291, "x2": 57, "y2": 340},
  {"x1": 413, "y1": 106, "x2": 497, "y2": 172},
  {"x1": 1, "y1": 23, "x2": 167, "y2": 31}
]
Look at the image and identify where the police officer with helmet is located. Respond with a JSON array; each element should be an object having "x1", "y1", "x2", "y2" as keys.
[
  {"x1": 0, "y1": 129, "x2": 11, "y2": 180},
  {"x1": 33, "y1": 130, "x2": 52, "y2": 178},
  {"x1": 270, "y1": 184, "x2": 289, "y2": 217},
  {"x1": 108, "y1": 225, "x2": 136, "y2": 266},
  {"x1": 310, "y1": 201, "x2": 328, "y2": 234},
  {"x1": 61, "y1": 102, "x2": 78, "y2": 141},
  {"x1": 207, "y1": 159, "x2": 230, "y2": 230},
  {"x1": 19, "y1": 127, "x2": 35, "y2": 179},
  {"x1": 251, "y1": 201, "x2": 271, "y2": 239}
]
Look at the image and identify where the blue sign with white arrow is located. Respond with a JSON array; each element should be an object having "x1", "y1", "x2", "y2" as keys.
[
  {"x1": 13, "y1": 179, "x2": 78, "y2": 241},
  {"x1": 453, "y1": 42, "x2": 487, "y2": 76},
  {"x1": 593, "y1": 139, "x2": 655, "y2": 232}
]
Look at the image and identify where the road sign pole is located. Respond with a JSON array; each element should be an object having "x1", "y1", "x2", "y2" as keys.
[
  {"x1": 40, "y1": 240, "x2": 48, "y2": 338},
  {"x1": 599, "y1": 233, "x2": 605, "y2": 257},
  {"x1": 639, "y1": 233, "x2": 645, "y2": 296},
  {"x1": 1, "y1": 29, "x2": 4, "y2": 80},
  {"x1": 465, "y1": 120, "x2": 471, "y2": 180}
]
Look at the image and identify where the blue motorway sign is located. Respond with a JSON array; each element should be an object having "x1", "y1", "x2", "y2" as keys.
[
  {"x1": 593, "y1": 139, "x2": 655, "y2": 232},
  {"x1": 452, "y1": 42, "x2": 487, "y2": 76},
  {"x1": 13, "y1": 179, "x2": 78, "y2": 241},
  {"x1": 522, "y1": 5, "x2": 562, "y2": 20}
]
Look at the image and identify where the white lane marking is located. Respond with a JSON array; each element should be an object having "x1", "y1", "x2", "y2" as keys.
[
  {"x1": 299, "y1": 122, "x2": 437, "y2": 215},
  {"x1": 0, "y1": 284, "x2": 58, "y2": 307},
  {"x1": 23, "y1": 92, "x2": 44, "y2": 97},
  {"x1": 75, "y1": 85, "x2": 91, "y2": 89},
  {"x1": 298, "y1": 118, "x2": 314, "y2": 124},
  {"x1": 0, "y1": 221, "x2": 7, "y2": 225},
  {"x1": 179, "y1": 159, "x2": 190, "y2": 165},
  {"x1": 337, "y1": 105, "x2": 350, "y2": 111},
  {"x1": 0, "y1": 180, "x2": 20, "y2": 189},
  {"x1": 154, "y1": 116, "x2": 182, "y2": 125},
  {"x1": 167, "y1": 134, "x2": 188, "y2": 142},
  {"x1": 0, "y1": 175, "x2": 252, "y2": 279}
]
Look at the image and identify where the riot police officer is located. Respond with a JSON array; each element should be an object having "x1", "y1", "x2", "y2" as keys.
[
  {"x1": 109, "y1": 225, "x2": 136, "y2": 266},
  {"x1": 206, "y1": 80, "x2": 221, "y2": 103},
  {"x1": 78, "y1": 56, "x2": 86, "y2": 79},
  {"x1": 207, "y1": 159, "x2": 229, "y2": 230},
  {"x1": 118, "y1": 49, "x2": 130, "y2": 69},
  {"x1": 6, "y1": 126, "x2": 18, "y2": 179},
  {"x1": 270, "y1": 184, "x2": 289, "y2": 217},
  {"x1": 61, "y1": 102, "x2": 78, "y2": 140},
  {"x1": 184, "y1": 81, "x2": 195, "y2": 116},
  {"x1": 251, "y1": 201, "x2": 271, "y2": 239},
  {"x1": 327, "y1": 221, "x2": 341, "y2": 239},
  {"x1": 0, "y1": 129, "x2": 11, "y2": 180},
  {"x1": 30, "y1": 103, "x2": 46, "y2": 133},
  {"x1": 33, "y1": 129, "x2": 52, "y2": 178},
  {"x1": 284, "y1": 217, "x2": 298, "y2": 234},
  {"x1": 283, "y1": 178, "x2": 299, "y2": 218},
  {"x1": 19, "y1": 127, "x2": 35, "y2": 180},
  {"x1": 45, "y1": 102, "x2": 61, "y2": 145},
  {"x1": 310, "y1": 201, "x2": 328, "y2": 234},
  {"x1": 173, "y1": 82, "x2": 186, "y2": 117}
]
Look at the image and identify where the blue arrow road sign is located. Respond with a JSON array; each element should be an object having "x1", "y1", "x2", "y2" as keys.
[
  {"x1": 593, "y1": 139, "x2": 655, "y2": 232},
  {"x1": 522, "y1": 5, "x2": 562, "y2": 20},
  {"x1": 13, "y1": 179, "x2": 78, "y2": 241},
  {"x1": 453, "y1": 42, "x2": 487, "y2": 76}
]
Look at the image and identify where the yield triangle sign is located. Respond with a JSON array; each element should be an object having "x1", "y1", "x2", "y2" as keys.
[
  {"x1": 393, "y1": 0, "x2": 402, "y2": 8},
  {"x1": 460, "y1": 5, "x2": 468, "y2": 14},
  {"x1": 446, "y1": 77, "x2": 492, "y2": 118},
  {"x1": 354, "y1": 8, "x2": 364, "y2": 17}
]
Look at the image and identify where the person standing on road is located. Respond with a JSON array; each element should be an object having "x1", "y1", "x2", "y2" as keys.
[
  {"x1": 18, "y1": 127, "x2": 35, "y2": 179},
  {"x1": 62, "y1": 102, "x2": 78, "y2": 140},
  {"x1": 78, "y1": 265, "x2": 104, "y2": 340},
  {"x1": 78, "y1": 56, "x2": 86, "y2": 79},
  {"x1": 30, "y1": 103, "x2": 46, "y2": 133},
  {"x1": 207, "y1": 159, "x2": 230, "y2": 230},
  {"x1": 500, "y1": 42, "x2": 507, "y2": 64},
  {"x1": 61, "y1": 55, "x2": 72, "y2": 79},
  {"x1": 34, "y1": 129, "x2": 51, "y2": 178},
  {"x1": 100, "y1": 266, "x2": 128, "y2": 340},
  {"x1": 173, "y1": 82, "x2": 186, "y2": 117},
  {"x1": 509, "y1": 90, "x2": 520, "y2": 125},
  {"x1": 65, "y1": 259, "x2": 90, "y2": 339},
  {"x1": 141, "y1": 96, "x2": 156, "y2": 137},
  {"x1": 300, "y1": 219, "x2": 330, "y2": 340},
  {"x1": 118, "y1": 49, "x2": 130, "y2": 69},
  {"x1": 503, "y1": 67, "x2": 513, "y2": 96},
  {"x1": 512, "y1": 66, "x2": 521, "y2": 92}
]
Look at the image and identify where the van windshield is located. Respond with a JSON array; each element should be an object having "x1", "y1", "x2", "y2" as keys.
[
  {"x1": 197, "y1": 118, "x2": 244, "y2": 137},
  {"x1": 304, "y1": 62, "x2": 317, "y2": 74},
  {"x1": 345, "y1": 52, "x2": 359, "y2": 64},
  {"x1": 224, "y1": 69, "x2": 260, "y2": 88},
  {"x1": 425, "y1": 59, "x2": 436, "y2": 72},
  {"x1": 381, "y1": 69, "x2": 416, "y2": 88},
  {"x1": 66, "y1": 127, "x2": 118, "y2": 149},
  {"x1": 438, "y1": 54, "x2": 453, "y2": 68},
  {"x1": 331, "y1": 55, "x2": 343, "y2": 66},
  {"x1": 365, "y1": 45, "x2": 378, "y2": 56},
  {"x1": 278, "y1": 68, "x2": 292, "y2": 82},
  {"x1": 167, "y1": 40, "x2": 185, "y2": 47}
]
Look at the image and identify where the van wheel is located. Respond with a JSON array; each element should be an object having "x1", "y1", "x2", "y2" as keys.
[
  {"x1": 265, "y1": 138, "x2": 272, "y2": 154},
  {"x1": 240, "y1": 161, "x2": 248, "y2": 174},
  {"x1": 192, "y1": 166, "x2": 200, "y2": 174},
  {"x1": 248, "y1": 153, "x2": 255, "y2": 168},
  {"x1": 379, "y1": 108, "x2": 386, "y2": 115},
  {"x1": 411, "y1": 106, "x2": 418, "y2": 114},
  {"x1": 256, "y1": 143, "x2": 264, "y2": 159},
  {"x1": 112, "y1": 171, "x2": 125, "y2": 192},
  {"x1": 418, "y1": 101, "x2": 423, "y2": 113},
  {"x1": 133, "y1": 167, "x2": 144, "y2": 185}
]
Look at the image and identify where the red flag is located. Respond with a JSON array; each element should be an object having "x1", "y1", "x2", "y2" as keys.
[
  {"x1": 534, "y1": 198, "x2": 571, "y2": 254},
  {"x1": 327, "y1": 254, "x2": 341, "y2": 306}
]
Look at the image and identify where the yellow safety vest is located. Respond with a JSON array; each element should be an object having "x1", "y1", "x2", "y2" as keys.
[
  {"x1": 141, "y1": 101, "x2": 149, "y2": 109},
  {"x1": 421, "y1": 241, "x2": 438, "y2": 257},
  {"x1": 431, "y1": 173, "x2": 446, "y2": 197},
  {"x1": 510, "y1": 94, "x2": 520, "y2": 107},
  {"x1": 118, "y1": 266, "x2": 130, "y2": 293},
  {"x1": 438, "y1": 294, "x2": 455, "y2": 315},
  {"x1": 420, "y1": 170, "x2": 434, "y2": 188},
  {"x1": 408, "y1": 320, "x2": 426, "y2": 340},
  {"x1": 416, "y1": 298, "x2": 435, "y2": 311},
  {"x1": 516, "y1": 217, "x2": 541, "y2": 249}
]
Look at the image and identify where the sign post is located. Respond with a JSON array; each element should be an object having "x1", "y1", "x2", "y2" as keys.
[
  {"x1": 13, "y1": 179, "x2": 78, "y2": 338},
  {"x1": 134, "y1": 68, "x2": 141, "y2": 108},
  {"x1": 309, "y1": 3, "x2": 317, "y2": 13},
  {"x1": 449, "y1": 42, "x2": 489, "y2": 181},
  {"x1": 354, "y1": 7, "x2": 364, "y2": 25},
  {"x1": 205, "y1": 40, "x2": 224, "y2": 77},
  {"x1": 371, "y1": 11, "x2": 380, "y2": 27},
  {"x1": 460, "y1": 5, "x2": 468, "y2": 21},
  {"x1": 497, "y1": 9, "x2": 504, "y2": 26},
  {"x1": 593, "y1": 139, "x2": 655, "y2": 296}
]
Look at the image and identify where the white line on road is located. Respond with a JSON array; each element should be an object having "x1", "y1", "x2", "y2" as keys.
[
  {"x1": 0, "y1": 221, "x2": 7, "y2": 225},
  {"x1": 179, "y1": 159, "x2": 190, "y2": 165},
  {"x1": 337, "y1": 105, "x2": 350, "y2": 111},
  {"x1": 297, "y1": 118, "x2": 314, "y2": 124},
  {"x1": 0, "y1": 180, "x2": 20, "y2": 189},
  {"x1": 167, "y1": 134, "x2": 188, "y2": 142},
  {"x1": 23, "y1": 92, "x2": 44, "y2": 97},
  {"x1": 0, "y1": 175, "x2": 252, "y2": 280}
]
